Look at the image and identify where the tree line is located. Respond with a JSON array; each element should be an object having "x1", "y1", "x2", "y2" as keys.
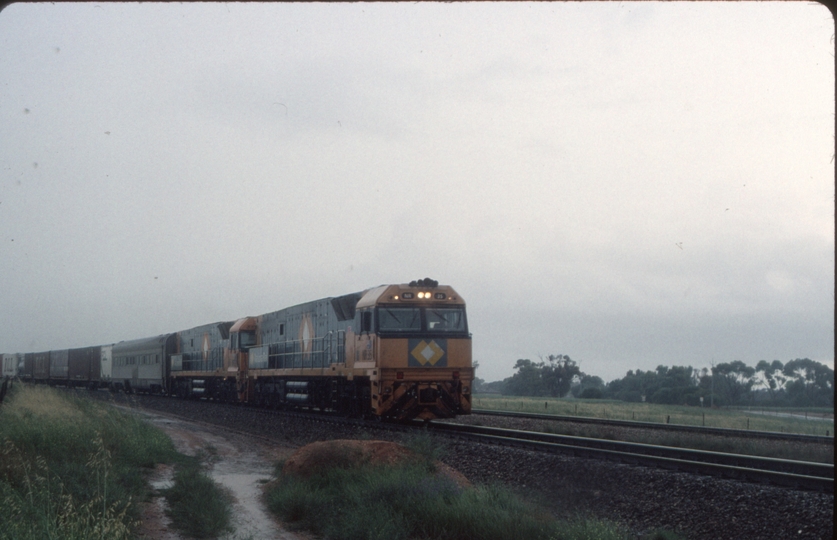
[{"x1": 475, "y1": 356, "x2": 834, "y2": 408}]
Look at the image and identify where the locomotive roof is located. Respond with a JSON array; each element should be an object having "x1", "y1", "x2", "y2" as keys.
[{"x1": 355, "y1": 283, "x2": 464, "y2": 309}]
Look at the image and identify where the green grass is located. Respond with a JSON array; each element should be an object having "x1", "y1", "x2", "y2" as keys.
[
  {"x1": 265, "y1": 440, "x2": 680, "y2": 540},
  {"x1": 0, "y1": 384, "x2": 180, "y2": 540},
  {"x1": 473, "y1": 395, "x2": 834, "y2": 436},
  {"x1": 161, "y1": 450, "x2": 234, "y2": 539}
]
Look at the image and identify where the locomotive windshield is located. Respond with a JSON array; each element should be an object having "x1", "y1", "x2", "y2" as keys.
[
  {"x1": 378, "y1": 307, "x2": 422, "y2": 332},
  {"x1": 426, "y1": 307, "x2": 467, "y2": 332},
  {"x1": 376, "y1": 306, "x2": 468, "y2": 335}
]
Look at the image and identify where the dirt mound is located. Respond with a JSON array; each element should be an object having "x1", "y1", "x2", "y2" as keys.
[{"x1": 282, "y1": 439, "x2": 471, "y2": 488}]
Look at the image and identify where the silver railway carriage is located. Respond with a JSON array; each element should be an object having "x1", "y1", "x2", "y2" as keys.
[{"x1": 112, "y1": 334, "x2": 176, "y2": 394}]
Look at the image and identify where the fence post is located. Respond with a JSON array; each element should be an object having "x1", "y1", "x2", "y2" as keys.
[
  {"x1": 746, "y1": 417, "x2": 749, "y2": 430},
  {"x1": 702, "y1": 413, "x2": 705, "y2": 426},
  {"x1": 666, "y1": 415, "x2": 670, "y2": 424}
]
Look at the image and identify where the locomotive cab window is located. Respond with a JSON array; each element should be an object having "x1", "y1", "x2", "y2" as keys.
[
  {"x1": 426, "y1": 307, "x2": 467, "y2": 332},
  {"x1": 232, "y1": 331, "x2": 255, "y2": 350},
  {"x1": 377, "y1": 307, "x2": 421, "y2": 332},
  {"x1": 360, "y1": 310, "x2": 373, "y2": 333},
  {"x1": 375, "y1": 306, "x2": 468, "y2": 335}
]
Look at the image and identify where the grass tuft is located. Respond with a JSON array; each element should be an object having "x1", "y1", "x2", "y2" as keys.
[{"x1": 161, "y1": 454, "x2": 234, "y2": 539}]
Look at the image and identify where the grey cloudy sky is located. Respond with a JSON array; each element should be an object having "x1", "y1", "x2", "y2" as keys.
[{"x1": 0, "y1": 2, "x2": 833, "y2": 384}]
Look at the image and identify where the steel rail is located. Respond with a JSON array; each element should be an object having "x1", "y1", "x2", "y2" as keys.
[
  {"x1": 420, "y1": 421, "x2": 833, "y2": 493},
  {"x1": 471, "y1": 409, "x2": 834, "y2": 443}
]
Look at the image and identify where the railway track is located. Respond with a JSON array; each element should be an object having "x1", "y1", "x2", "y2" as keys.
[
  {"x1": 421, "y1": 419, "x2": 834, "y2": 493},
  {"x1": 471, "y1": 408, "x2": 834, "y2": 443},
  {"x1": 93, "y1": 391, "x2": 833, "y2": 493}
]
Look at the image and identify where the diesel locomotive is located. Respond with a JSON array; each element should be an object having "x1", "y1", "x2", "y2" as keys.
[{"x1": 4, "y1": 279, "x2": 473, "y2": 421}]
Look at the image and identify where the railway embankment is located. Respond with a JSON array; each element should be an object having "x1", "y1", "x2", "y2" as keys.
[
  {"x1": 95, "y1": 391, "x2": 833, "y2": 540},
  {"x1": 0, "y1": 385, "x2": 178, "y2": 539}
]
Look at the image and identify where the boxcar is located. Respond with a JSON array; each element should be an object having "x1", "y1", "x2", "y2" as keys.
[
  {"x1": 68, "y1": 346, "x2": 102, "y2": 388},
  {"x1": 21, "y1": 353, "x2": 34, "y2": 381},
  {"x1": 33, "y1": 351, "x2": 51, "y2": 382},
  {"x1": 2, "y1": 353, "x2": 21, "y2": 378},
  {"x1": 49, "y1": 349, "x2": 69, "y2": 384}
]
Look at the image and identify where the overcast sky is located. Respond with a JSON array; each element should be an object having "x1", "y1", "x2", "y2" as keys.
[{"x1": 0, "y1": 2, "x2": 833, "y2": 384}]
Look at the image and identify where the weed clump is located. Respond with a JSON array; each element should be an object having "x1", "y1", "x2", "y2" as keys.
[
  {"x1": 161, "y1": 454, "x2": 234, "y2": 539},
  {"x1": 266, "y1": 439, "x2": 647, "y2": 540}
]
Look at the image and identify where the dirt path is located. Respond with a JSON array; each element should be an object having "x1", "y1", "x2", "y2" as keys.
[{"x1": 132, "y1": 410, "x2": 304, "y2": 540}]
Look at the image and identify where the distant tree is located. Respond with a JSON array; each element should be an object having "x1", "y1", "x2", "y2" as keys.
[
  {"x1": 606, "y1": 365, "x2": 701, "y2": 405},
  {"x1": 755, "y1": 360, "x2": 787, "y2": 405},
  {"x1": 504, "y1": 355, "x2": 580, "y2": 397},
  {"x1": 481, "y1": 379, "x2": 507, "y2": 394},
  {"x1": 540, "y1": 354, "x2": 580, "y2": 398},
  {"x1": 504, "y1": 359, "x2": 543, "y2": 396},
  {"x1": 782, "y1": 358, "x2": 834, "y2": 407},
  {"x1": 712, "y1": 361, "x2": 756, "y2": 406},
  {"x1": 606, "y1": 369, "x2": 651, "y2": 402},
  {"x1": 579, "y1": 387, "x2": 603, "y2": 399},
  {"x1": 572, "y1": 374, "x2": 605, "y2": 398}
]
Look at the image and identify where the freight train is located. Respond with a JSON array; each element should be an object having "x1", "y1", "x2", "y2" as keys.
[{"x1": 2, "y1": 279, "x2": 473, "y2": 420}]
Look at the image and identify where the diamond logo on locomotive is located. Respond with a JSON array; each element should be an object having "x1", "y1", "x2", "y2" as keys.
[{"x1": 409, "y1": 339, "x2": 446, "y2": 367}]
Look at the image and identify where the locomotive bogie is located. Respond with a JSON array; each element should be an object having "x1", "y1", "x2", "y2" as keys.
[{"x1": 248, "y1": 375, "x2": 372, "y2": 415}]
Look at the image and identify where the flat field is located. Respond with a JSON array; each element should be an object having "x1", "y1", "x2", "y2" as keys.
[{"x1": 473, "y1": 394, "x2": 834, "y2": 437}]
